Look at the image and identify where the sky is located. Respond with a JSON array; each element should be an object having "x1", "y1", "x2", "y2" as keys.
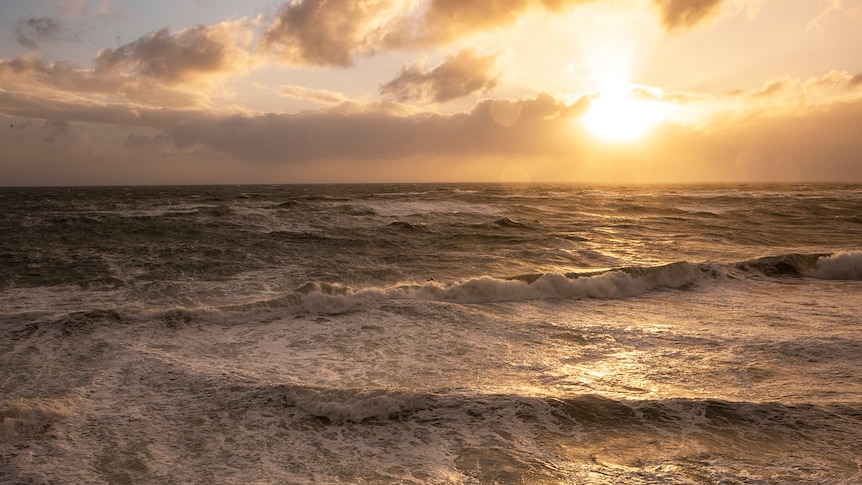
[{"x1": 1, "y1": 0, "x2": 861, "y2": 185}]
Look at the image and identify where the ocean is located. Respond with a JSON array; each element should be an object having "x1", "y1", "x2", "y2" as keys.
[{"x1": 1, "y1": 183, "x2": 861, "y2": 484}]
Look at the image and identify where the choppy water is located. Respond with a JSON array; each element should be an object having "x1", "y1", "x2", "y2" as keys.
[{"x1": 1, "y1": 183, "x2": 861, "y2": 484}]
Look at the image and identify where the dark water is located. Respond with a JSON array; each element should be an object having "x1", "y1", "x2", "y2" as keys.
[{"x1": 1, "y1": 183, "x2": 861, "y2": 483}]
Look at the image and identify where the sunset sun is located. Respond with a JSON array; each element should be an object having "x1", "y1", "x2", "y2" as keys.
[
  {"x1": 575, "y1": 38, "x2": 669, "y2": 143},
  {"x1": 581, "y1": 87, "x2": 668, "y2": 142}
]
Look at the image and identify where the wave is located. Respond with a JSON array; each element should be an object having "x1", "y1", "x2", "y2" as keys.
[
  {"x1": 733, "y1": 252, "x2": 862, "y2": 280},
  {"x1": 234, "y1": 384, "x2": 862, "y2": 447},
  {"x1": 0, "y1": 397, "x2": 79, "y2": 439},
  {"x1": 803, "y1": 252, "x2": 862, "y2": 280},
  {"x1": 281, "y1": 387, "x2": 430, "y2": 424},
  {"x1": 229, "y1": 262, "x2": 713, "y2": 314},
  {"x1": 493, "y1": 217, "x2": 532, "y2": 229},
  {"x1": 387, "y1": 221, "x2": 431, "y2": 232},
  {"x1": 227, "y1": 252, "x2": 860, "y2": 315}
]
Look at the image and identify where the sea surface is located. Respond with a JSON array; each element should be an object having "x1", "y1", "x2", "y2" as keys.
[{"x1": 1, "y1": 183, "x2": 861, "y2": 484}]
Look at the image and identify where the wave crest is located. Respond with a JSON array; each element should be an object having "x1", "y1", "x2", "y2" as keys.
[
  {"x1": 805, "y1": 252, "x2": 862, "y2": 280},
  {"x1": 221, "y1": 252, "x2": 858, "y2": 315},
  {"x1": 285, "y1": 262, "x2": 712, "y2": 314}
]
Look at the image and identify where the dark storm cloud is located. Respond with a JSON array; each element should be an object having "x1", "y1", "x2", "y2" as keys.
[
  {"x1": 380, "y1": 48, "x2": 503, "y2": 102},
  {"x1": 652, "y1": 0, "x2": 723, "y2": 32},
  {"x1": 15, "y1": 16, "x2": 64, "y2": 49}
]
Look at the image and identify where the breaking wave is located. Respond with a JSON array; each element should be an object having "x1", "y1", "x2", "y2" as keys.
[
  {"x1": 225, "y1": 252, "x2": 859, "y2": 315},
  {"x1": 803, "y1": 252, "x2": 862, "y2": 280}
]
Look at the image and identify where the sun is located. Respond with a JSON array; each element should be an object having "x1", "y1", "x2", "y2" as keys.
[
  {"x1": 576, "y1": 39, "x2": 669, "y2": 143},
  {"x1": 581, "y1": 87, "x2": 667, "y2": 142}
]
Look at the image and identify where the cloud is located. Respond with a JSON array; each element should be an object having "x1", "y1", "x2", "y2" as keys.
[
  {"x1": 700, "y1": 97, "x2": 862, "y2": 181},
  {"x1": 850, "y1": 74, "x2": 862, "y2": 88},
  {"x1": 259, "y1": 0, "x2": 402, "y2": 67},
  {"x1": 0, "y1": 19, "x2": 256, "y2": 109},
  {"x1": 124, "y1": 132, "x2": 156, "y2": 148},
  {"x1": 95, "y1": 19, "x2": 255, "y2": 85},
  {"x1": 258, "y1": 0, "x2": 567, "y2": 66},
  {"x1": 726, "y1": 71, "x2": 862, "y2": 111},
  {"x1": 15, "y1": 17, "x2": 64, "y2": 49},
  {"x1": 273, "y1": 85, "x2": 348, "y2": 105},
  {"x1": 1, "y1": 55, "x2": 117, "y2": 94},
  {"x1": 4, "y1": 82, "x2": 862, "y2": 183},
  {"x1": 396, "y1": 0, "x2": 563, "y2": 45},
  {"x1": 42, "y1": 119, "x2": 91, "y2": 143},
  {"x1": 807, "y1": 0, "x2": 862, "y2": 30},
  {"x1": 651, "y1": 0, "x2": 724, "y2": 32},
  {"x1": 0, "y1": 88, "x2": 580, "y2": 163},
  {"x1": 145, "y1": 92, "x2": 578, "y2": 163},
  {"x1": 411, "y1": 0, "x2": 727, "y2": 41},
  {"x1": 0, "y1": 55, "x2": 209, "y2": 108},
  {"x1": 380, "y1": 48, "x2": 503, "y2": 103},
  {"x1": 752, "y1": 78, "x2": 791, "y2": 98},
  {"x1": 259, "y1": 0, "x2": 724, "y2": 67}
]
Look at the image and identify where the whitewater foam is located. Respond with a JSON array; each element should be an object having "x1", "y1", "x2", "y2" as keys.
[
  {"x1": 280, "y1": 263, "x2": 713, "y2": 314},
  {"x1": 805, "y1": 252, "x2": 862, "y2": 280},
  {"x1": 265, "y1": 253, "x2": 861, "y2": 315}
]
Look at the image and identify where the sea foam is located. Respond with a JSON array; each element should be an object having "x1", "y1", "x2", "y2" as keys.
[
  {"x1": 805, "y1": 252, "x2": 862, "y2": 280},
  {"x1": 288, "y1": 262, "x2": 712, "y2": 314}
]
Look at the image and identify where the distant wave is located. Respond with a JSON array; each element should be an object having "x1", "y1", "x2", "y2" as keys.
[
  {"x1": 493, "y1": 217, "x2": 532, "y2": 229},
  {"x1": 226, "y1": 252, "x2": 860, "y2": 315},
  {"x1": 387, "y1": 221, "x2": 431, "y2": 232}
]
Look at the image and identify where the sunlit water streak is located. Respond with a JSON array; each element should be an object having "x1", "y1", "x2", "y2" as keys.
[{"x1": 1, "y1": 183, "x2": 861, "y2": 483}]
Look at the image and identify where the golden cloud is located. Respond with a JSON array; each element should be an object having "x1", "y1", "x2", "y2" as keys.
[
  {"x1": 96, "y1": 19, "x2": 255, "y2": 85},
  {"x1": 380, "y1": 48, "x2": 504, "y2": 102},
  {"x1": 258, "y1": 0, "x2": 726, "y2": 67},
  {"x1": 259, "y1": 0, "x2": 402, "y2": 67},
  {"x1": 652, "y1": 0, "x2": 723, "y2": 32}
]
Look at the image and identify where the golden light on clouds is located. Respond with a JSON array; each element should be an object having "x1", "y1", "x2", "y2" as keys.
[{"x1": 0, "y1": 0, "x2": 861, "y2": 184}]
